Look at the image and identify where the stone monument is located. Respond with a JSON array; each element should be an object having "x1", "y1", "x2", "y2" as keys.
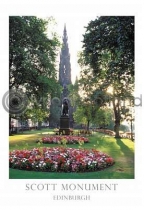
[
  {"x1": 59, "y1": 98, "x2": 70, "y2": 135},
  {"x1": 58, "y1": 24, "x2": 74, "y2": 128}
]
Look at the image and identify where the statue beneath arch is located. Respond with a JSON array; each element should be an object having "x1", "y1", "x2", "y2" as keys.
[
  {"x1": 59, "y1": 98, "x2": 70, "y2": 135},
  {"x1": 62, "y1": 98, "x2": 69, "y2": 116}
]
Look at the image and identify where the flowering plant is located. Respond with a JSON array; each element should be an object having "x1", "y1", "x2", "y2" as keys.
[
  {"x1": 9, "y1": 147, "x2": 114, "y2": 172},
  {"x1": 42, "y1": 136, "x2": 89, "y2": 144}
]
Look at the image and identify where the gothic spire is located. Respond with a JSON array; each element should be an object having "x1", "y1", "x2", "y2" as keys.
[
  {"x1": 59, "y1": 24, "x2": 71, "y2": 87},
  {"x1": 63, "y1": 23, "x2": 68, "y2": 42},
  {"x1": 64, "y1": 23, "x2": 66, "y2": 32}
]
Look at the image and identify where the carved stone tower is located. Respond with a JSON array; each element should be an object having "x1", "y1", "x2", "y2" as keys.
[
  {"x1": 59, "y1": 24, "x2": 72, "y2": 87},
  {"x1": 59, "y1": 25, "x2": 73, "y2": 128}
]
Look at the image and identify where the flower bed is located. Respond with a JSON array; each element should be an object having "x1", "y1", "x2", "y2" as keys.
[
  {"x1": 42, "y1": 136, "x2": 89, "y2": 144},
  {"x1": 9, "y1": 147, "x2": 115, "y2": 172}
]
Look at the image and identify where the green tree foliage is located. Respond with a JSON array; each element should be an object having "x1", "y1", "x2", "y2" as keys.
[
  {"x1": 73, "y1": 107, "x2": 87, "y2": 127},
  {"x1": 93, "y1": 108, "x2": 114, "y2": 128},
  {"x1": 73, "y1": 95, "x2": 99, "y2": 130},
  {"x1": 81, "y1": 16, "x2": 134, "y2": 137},
  {"x1": 68, "y1": 78, "x2": 80, "y2": 107},
  {"x1": 49, "y1": 97, "x2": 61, "y2": 127},
  {"x1": 83, "y1": 16, "x2": 134, "y2": 79},
  {"x1": 23, "y1": 107, "x2": 48, "y2": 126},
  {"x1": 9, "y1": 16, "x2": 61, "y2": 130},
  {"x1": 77, "y1": 58, "x2": 110, "y2": 130},
  {"x1": 9, "y1": 16, "x2": 61, "y2": 105},
  {"x1": 9, "y1": 16, "x2": 60, "y2": 94}
]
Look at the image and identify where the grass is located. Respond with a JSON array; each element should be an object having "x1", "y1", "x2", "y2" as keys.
[{"x1": 9, "y1": 129, "x2": 134, "y2": 179}]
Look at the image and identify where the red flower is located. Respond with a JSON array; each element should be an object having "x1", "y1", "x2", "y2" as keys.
[
  {"x1": 9, "y1": 147, "x2": 114, "y2": 172},
  {"x1": 105, "y1": 157, "x2": 113, "y2": 164}
]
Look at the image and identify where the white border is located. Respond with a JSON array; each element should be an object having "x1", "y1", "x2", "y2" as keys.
[{"x1": 0, "y1": 0, "x2": 144, "y2": 209}]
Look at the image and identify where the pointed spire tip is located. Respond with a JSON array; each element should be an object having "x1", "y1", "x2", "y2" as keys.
[{"x1": 64, "y1": 23, "x2": 66, "y2": 31}]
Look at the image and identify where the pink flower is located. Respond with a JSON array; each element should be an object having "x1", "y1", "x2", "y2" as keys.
[
  {"x1": 9, "y1": 147, "x2": 114, "y2": 172},
  {"x1": 105, "y1": 157, "x2": 114, "y2": 164},
  {"x1": 41, "y1": 136, "x2": 89, "y2": 144}
]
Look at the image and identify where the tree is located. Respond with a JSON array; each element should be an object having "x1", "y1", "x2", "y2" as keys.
[
  {"x1": 73, "y1": 107, "x2": 87, "y2": 127},
  {"x1": 83, "y1": 16, "x2": 134, "y2": 78},
  {"x1": 73, "y1": 94, "x2": 99, "y2": 130},
  {"x1": 9, "y1": 16, "x2": 60, "y2": 104},
  {"x1": 9, "y1": 16, "x2": 60, "y2": 92},
  {"x1": 68, "y1": 78, "x2": 80, "y2": 108},
  {"x1": 20, "y1": 106, "x2": 48, "y2": 128},
  {"x1": 81, "y1": 16, "x2": 134, "y2": 137},
  {"x1": 9, "y1": 16, "x2": 61, "y2": 132},
  {"x1": 77, "y1": 55, "x2": 111, "y2": 130},
  {"x1": 49, "y1": 97, "x2": 61, "y2": 128},
  {"x1": 93, "y1": 107, "x2": 114, "y2": 128}
]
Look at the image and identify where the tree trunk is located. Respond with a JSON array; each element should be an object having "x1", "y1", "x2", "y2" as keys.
[
  {"x1": 87, "y1": 120, "x2": 90, "y2": 131},
  {"x1": 38, "y1": 121, "x2": 42, "y2": 130},
  {"x1": 113, "y1": 98, "x2": 121, "y2": 138},
  {"x1": 114, "y1": 120, "x2": 120, "y2": 138}
]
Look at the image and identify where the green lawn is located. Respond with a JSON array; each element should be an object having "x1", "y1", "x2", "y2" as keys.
[{"x1": 9, "y1": 129, "x2": 134, "y2": 179}]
